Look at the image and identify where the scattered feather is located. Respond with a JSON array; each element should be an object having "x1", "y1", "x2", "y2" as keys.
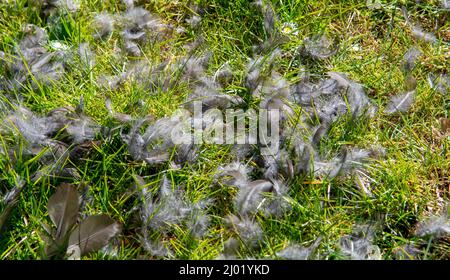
[
  {"x1": 259, "y1": 71, "x2": 294, "y2": 118},
  {"x1": 5, "y1": 24, "x2": 69, "y2": 90},
  {"x1": 77, "y1": 42, "x2": 95, "y2": 69},
  {"x1": 328, "y1": 72, "x2": 377, "y2": 118},
  {"x1": 125, "y1": 41, "x2": 141, "y2": 57},
  {"x1": 384, "y1": 90, "x2": 415, "y2": 114},
  {"x1": 276, "y1": 237, "x2": 322, "y2": 260},
  {"x1": 402, "y1": 47, "x2": 421, "y2": 73},
  {"x1": 394, "y1": 243, "x2": 422, "y2": 260},
  {"x1": 428, "y1": 73, "x2": 449, "y2": 95},
  {"x1": 443, "y1": 0, "x2": 450, "y2": 9},
  {"x1": 121, "y1": 7, "x2": 171, "y2": 44},
  {"x1": 44, "y1": 183, "x2": 120, "y2": 259},
  {"x1": 216, "y1": 162, "x2": 252, "y2": 188},
  {"x1": 137, "y1": 175, "x2": 208, "y2": 235},
  {"x1": 67, "y1": 214, "x2": 121, "y2": 259},
  {"x1": 415, "y1": 211, "x2": 450, "y2": 238},
  {"x1": 402, "y1": 6, "x2": 437, "y2": 44},
  {"x1": 186, "y1": 77, "x2": 244, "y2": 111},
  {"x1": 225, "y1": 215, "x2": 263, "y2": 248},
  {"x1": 244, "y1": 49, "x2": 281, "y2": 93},
  {"x1": 338, "y1": 224, "x2": 382, "y2": 260},
  {"x1": 93, "y1": 13, "x2": 115, "y2": 40},
  {"x1": 141, "y1": 236, "x2": 171, "y2": 258},
  {"x1": 0, "y1": 177, "x2": 26, "y2": 232},
  {"x1": 186, "y1": 15, "x2": 201, "y2": 29},
  {"x1": 300, "y1": 35, "x2": 338, "y2": 60},
  {"x1": 411, "y1": 26, "x2": 437, "y2": 44},
  {"x1": 29, "y1": 0, "x2": 80, "y2": 16},
  {"x1": 47, "y1": 183, "x2": 79, "y2": 240},
  {"x1": 215, "y1": 63, "x2": 233, "y2": 87},
  {"x1": 123, "y1": 0, "x2": 135, "y2": 10},
  {"x1": 235, "y1": 179, "x2": 274, "y2": 216},
  {"x1": 217, "y1": 238, "x2": 240, "y2": 260},
  {"x1": 252, "y1": 0, "x2": 278, "y2": 37}
]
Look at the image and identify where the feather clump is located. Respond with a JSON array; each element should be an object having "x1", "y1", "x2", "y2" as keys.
[
  {"x1": 276, "y1": 237, "x2": 322, "y2": 260},
  {"x1": 119, "y1": 7, "x2": 173, "y2": 57},
  {"x1": 120, "y1": 111, "x2": 198, "y2": 166},
  {"x1": 292, "y1": 72, "x2": 377, "y2": 130},
  {"x1": 136, "y1": 175, "x2": 210, "y2": 257},
  {"x1": 225, "y1": 214, "x2": 263, "y2": 249},
  {"x1": 93, "y1": 13, "x2": 115, "y2": 40},
  {"x1": 402, "y1": 6, "x2": 438, "y2": 44},
  {"x1": 338, "y1": 224, "x2": 382, "y2": 260},
  {"x1": 415, "y1": 210, "x2": 450, "y2": 238},
  {"x1": 216, "y1": 162, "x2": 291, "y2": 218},
  {"x1": 29, "y1": 0, "x2": 80, "y2": 16},
  {"x1": 215, "y1": 162, "x2": 253, "y2": 188},
  {"x1": 300, "y1": 35, "x2": 338, "y2": 60},
  {"x1": 4, "y1": 24, "x2": 68, "y2": 91},
  {"x1": 2, "y1": 102, "x2": 99, "y2": 146}
]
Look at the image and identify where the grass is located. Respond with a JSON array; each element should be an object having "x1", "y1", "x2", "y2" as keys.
[{"x1": 0, "y1": 0, "x2": 449, "y2": 260}]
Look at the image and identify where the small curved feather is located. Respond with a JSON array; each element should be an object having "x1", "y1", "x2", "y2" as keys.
[
  {"x1": 125, "y1": 41, "x2": 141, "y2": 57},
  {"x1": 276, "y1": 237, "x2": 322, "y2": 260},
  {"x1": 216, "y1": 162, "x2": 252, "y2": 187},
  {"x1": 0, "y1": 177, "x2": 26, "y2": 232},
  {"x1": 339, "y1": 235, "x2": 381, "y2": 260},
  {"x1": 411, "y1": 26, "x2": 437, "y2": 44},
  {"x1": 338, "y1": 224, "x2": 382, "y2": 260},
  {"x1": 186, "y1": 15, "x2": 201, "y2": 29},
  {"x1": 225, "y1": 215, "x2": 263, "y2": 248},
  {"x1": 402, "y1": 47, "x2": 421, "y2": 73},
  {"x1": 443, "y1": 0, "x2": 450, "y2": 9},
  {"x1": 301, "y1": 35, "x2": 338, "y2": 60},
  {"x1": 252, "y1": 0, "x2": 277, "y2": 36},
  {"x1": 47, "y1": 183, "x2": 79, "y2": 240}
]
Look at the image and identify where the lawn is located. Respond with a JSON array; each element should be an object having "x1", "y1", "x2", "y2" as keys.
[{"x1": 0, "y1": 0, "x2": 448, "y2": 260}]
